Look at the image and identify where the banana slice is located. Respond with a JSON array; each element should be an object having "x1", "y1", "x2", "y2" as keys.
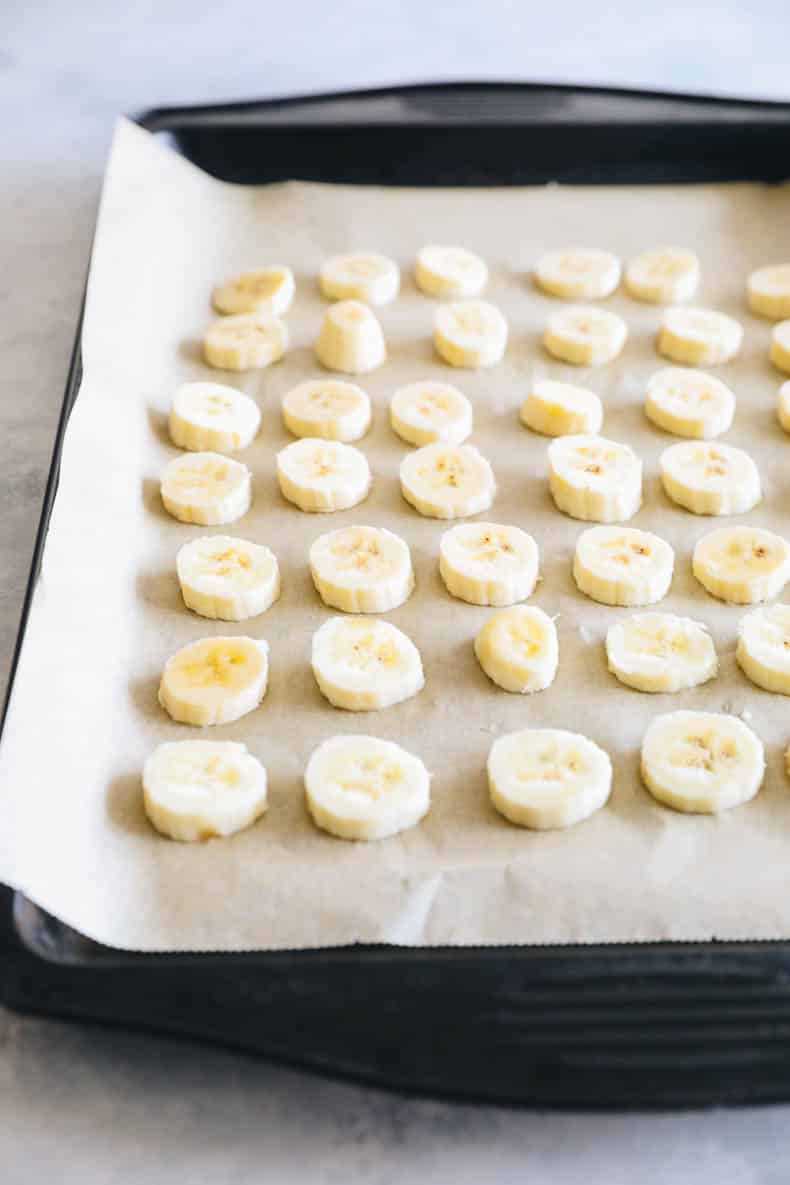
[
  {"x1": 543, "y1": 305, "x2": 627, "y2": 366},
  {"x1": 315, "y1": 300, "x2": 386, "y2": 374},
  {"x1": 533, "y1": 248, "x2": 620, "y2": 300},
  {"x1": 203, "y1": 313, "x2": 288, "y2": 372},
  {"x1": 277, "y1": 438, "x2": 371, "y2": 513},
  {"x1": 439, "y1": 522, "x2": 539, "y2": 606},
  {"x1": 657, "y1": 307, "x2": 743, "y2": 366},
  {"x1": 736, "y1": 604, "x2": 790, "y2": 693},
  {"x1": 641, "y1": 710, "x2": 764, "y2": 814},
  {"x1": 660, "y1": 441, "x2": 761, "y2": 516},
  {"x1": 474, "y1": 605, "x2": 558, "y2": 694},
  {"x1": 169, "y1": 382, "x2": 260, "y2": 453},
  {"x1": 161, "y1": 452, "x2": 251, "y2": 525},
  {"x1": 304, "y1": 734, "x2": 430, "y2": 841},
  {"x1": 433, "y1": 300, "x2": 508, "y2": 368},
  {"x1": 390, "y1": 381, "x2": 473, "y2": 447},
  {"x1": 770, "y1": 321, "x2": 790, "y2": 375},
  {"x1": 319, "y1": 252, "x2": 399, "y2": 306},
  {"x1": 624, "y1": 247, "x2": 700, "y2": 304},
  {"x1": 693, "y1": 526, "x2": 790, "y2": 603},
  {"x1": 400, "y1": 442, "x2": 496, "y2": 519},
  {"x1": 176, "y1": 535, "x2": 280, "y2": 621},
  {"x1": 159, "y1": 636, "x2": 269, "y2": 726},
  {"x1": 415, "y1": 245, "x2": 488, "y2": 298},
  {"x1": 574, "y1": 525, "x2": 674, "y2": 607},
  {"x1": 311, "y1": 616, "x2": 424, "y2": 711},
  {"x1": 520, "y1": 379, "x2": 603, "y2": 437},
  {"x1": 644, "y1": 367, "x2": 735, "y2": 439},
  {"x1": 778, "y1": 381, "x2": 790, "y2": 433},
  {"x1": 309, "y1": 524, "x2": 414, "y2": 613},
  {"x1": 747, "y1": 264, "x2": 790, "y2": 320},
  {"x1": 487, "y1": 727, "x2": 612, "y2": 830},
  {"x1": 606, "y1": 613, "x2": 717, "y2": 693},
  {"x1": 143, "y1": 740, "x2": 268, "y2": 842},
  {"x1": 547, "y1": 434, "x2": 642, "y2": 523},
  {"x1": 282, "y1": 379, "x2": 371, "y2": 443},
  {"x1": 212, "y1": 265, "x2": 294, "y2": 317}
]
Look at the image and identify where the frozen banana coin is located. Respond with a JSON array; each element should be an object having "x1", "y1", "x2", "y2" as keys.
[
  {"x1": 169, "y1": 382, "x2": 261, "y2": 453},
  {"x1": 304, "y1": 734, "x2": 430, "y2": 841},
  {"x1": 277, "y1": 438, "x2": 371, "y2": 513},
  {"x1": 212, "y1": 265, "x2": 294, "y2": 317},
  {"x1": 574, "y1": 525, "x2": 674, "y2": 607},
  {"x1": 159, "y1": 636, "x2": 269, "y2": 726},
  {"x1": 693, "y1": 526, "x2": 790, "y2": 604},
  {"x1": 737, "y1": 604, "x2": 790, "y2": 694},
  {"x1": 400, "y1": 442, "x2": 495, "y2": 519},
  {"x1": 641, "y1": 710, "x2": 764, "y2": 814},
  {"x1": 533, "y1": 248, "x2": 620, "y2": 301},
  {"x1": 309, "y1": 524, "x2": 414, "y2": 613},
  {"x1": 520, "y1": 379, "x2": 603, "y2": 437},
  {"x1": 439, "y1": 522, "x2": 539, "y2": 606},
  {"x1": 203, "y1": 312, "x2": 287, "y2": 372},
  {"x1": 390, "y1": 381, "x2": 473, "y2": 447},
  {"x1": 778, "y1": 381, "x2": 790, "y2": 433},
  {"x1": 770, "y1": 321, "x2": 790, "y2": 375},
  {"x1": 311, "y1": 616, "x2": 424, "y2": 712},
  {"x1": 543, "y1": 305, "x2": 627, "y2": 366},
  {"x1": 176, "y1": 535, "x2": 280, "y2": 621},
  {"x1": 474, "y1": 605, "x2": 558, "y2": 694},
  {"x1": 644, "y1": 367, "x2": 735, "y2": 439},
  {"x1": 433, "y1": 300, "x2": 508, "y2": 368},
  {"x1": 161, "y1": 452, "x2": 251, "y2": 526},
  {"x1": 747, "y1": 264, "x2": 790, "y2": 320},
  {"x1": 143, "y1": 740, "x2": 268, "y2": 842},
  {"x1": 660, "y1": 441, "x2": 761, "y2": 516},
  {"x1": 315, "y1": 300, "x2": 386, "y2": 374},
  {"x1": 547, "y1": 434, "x2": 642, "y2": 523},
  {"x1": 657, "y1": 307, "x2": 743, "y2": 366},
  {"x1": 319, "y1": 252, "x2": 399, "y2": 306},
  {"x1": 415, "y1": 245, "x2": 488, "y2": 298},
  {"x1": 487, "y1": 728, "x2": 612, "y2": 830},
  {"x1": 282, "y1": 379, "x2": 371, "y2": 442},
  {"x1": 606, "y1": 613, "x2": 717, "y2": 693},
  {"x1": 624, "y1": 247, "x2": 700, "y2": 304}
]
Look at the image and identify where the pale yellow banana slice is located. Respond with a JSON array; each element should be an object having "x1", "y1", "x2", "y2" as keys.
[
  {"x1": 415, "y1": 245, "x2": 488, "y2": 298},
  {"x1": 747, "y1": 264, "x2": 790, "y2": 320},
  {"x1": 161, "y1": 452, "x2": 251, "y2": 526},
  {"x1": 770, "y1": 321, "x2": 790, "y2": 375},
  {"x1": 574, "y1": 525, "x2": 674, "y2": 607},
  {"x1": 315, "y1": 300, "x2": 386, "y2": 374},
  {"x1": 439, "y1": 522, "x2": 539, "y2": 606},
  {"x1": 624, "y1": 247, "x2": 699, "y2": 304},
  {"x1": 660, "y1": 441, "x2": 761, "y2": 516},
  {"x1": 169, "y1": 382, "x2": 260, "y2": 453},
  {"x1": 203, "y1": 313, "x2": 288, "y2": 372},
  {"x1": 533, "y1": 248, "x2": 620, "y2": 300},
  {"x1": 657, "y1": 307, "x2": 743, "y2": 366},
  {"x1": 543, "y1": 305, "x2": 627, "y2": 366},
  {"x1": 433, "y1": 300, "x2": 508, "y2": 368},
  {"x1": 159, "y1": 636, "x2": 269, "y2": 726},
  {"x1": 778, "y1": 381, "x2": 790, "y2": 432},
  {"x1": 282, "y1": 379, "x2": 371, "y2": 442},
  {"x1": 475, "y1": 605, "x2": 558, "y2": 694},
  {"x1": 606, "y1": 613, "x2": 717, "y2": 693},
  {"x1": 276, "y1": 438, "x2": 371, "y2": 513},
  {"x1": 736, "y1": 604, "x2": 790, "y2": 694},
  {"x1": 641, "y1": 710, "x2": 764, "y2": 814},
  {"x1": 520, "y1": 379, "x2": 603, "y2": 437},
  {"x1": 487, "y1": 727, "x2": 612, "y2": 830},
  {"x1": 304, "y1": 734, "x2": 430, "y2": 841},
  {"x1": 400, "y1": 442, "x2": 496, "y2": 519},
  {"x1": 309, "y1": 524, "x2": 414, "y2": 613},
  {"x1": 693, "y1": 525, "x2": 790, "y2": 604},
  {"x1": 319, "y1": 252, "x2": 399, "y2": 306},
  {"x1": 143, "y1": 740, "x2": 268, "y2": 842},
  {"x1": 390, "y1": 381, "x2": 473, "y2": 447},
  {"x1": 644, "y1": 367, "x2": 735, "y2": 439},
  {"x1": 547, "y1": 434, "x2": 642, "y2": 522},
  {"x1": 212, "y1": 265, "x2": 294, "y2": 317},
  {"x1": 176, "y1": 535, "x2": 280, "y2": 621},
  {"x1": 311, "y1": 616, "x2": 424, "y2": 712}
]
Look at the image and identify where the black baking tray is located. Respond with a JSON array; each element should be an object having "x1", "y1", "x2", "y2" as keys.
[{"x1": 3, "y1": 82, "x2": 790, "y2": 1109}]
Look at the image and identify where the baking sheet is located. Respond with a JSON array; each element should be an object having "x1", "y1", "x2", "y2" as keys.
[{"x1": 2, "y1": 117, "x2": 790, "y2": 952}]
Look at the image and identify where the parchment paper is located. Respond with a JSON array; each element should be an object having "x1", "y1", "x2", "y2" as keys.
[{"x1": 1, "y1": 117, "x2": 790, "y2": 951}]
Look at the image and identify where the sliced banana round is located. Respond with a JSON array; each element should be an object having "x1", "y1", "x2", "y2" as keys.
[
  {"x1": 770, "y1": 320, "x2": 790, "y2": 375},
  {"x1": 309, "y1": 524, "x2": 414, "y2": 614},
  {"x1": 304, "y1": 734, "x2": 430, "y2": 841},
  {"x1": 203, "y1": 313, "x2": 288, "y2": 372},
  {"x1": 143, "y1": 740, "x2": 268, "y2": 842},
  {"x1": 176, "y1": 535, "x2": 280, "y2": 621},
  {"x1": 624, "y1": 247, "x2": 700, "y2": 304},
  {"x1": 433, "y1": 300, "x2": 508, "y2": 368},
  {"x1": 311, "y1": 616, "x2": 424, "y2": 712},
  {"x1": 487, "y1": 728, "x2": 612, "y2": 830},
  {"x1": 606, "y1": 613, "x2": 717, "y2": 693},
  {"x1": 641, "y1": 710, "x2": 764, "y2": 814},
  {"x1": 533, "y1": 248, "x2": 620, "y2": 301},
  {"x1": 736, "y1": 604, "x2": 790, "y2": 694},
  {"x1": 159, "y1": 636, "x2": 269, "y2": 726},
  {"x1": 547, "y1": 434, "x2": 642, "y2": 523},
  {"x1": 543, "y1": 305, "x2": 627, "y2": 366},
  {"x1": 574, "y1": 525, "x2": 674, "y2": 607},
  {"x1": 657, "y1": 307, "x2": 743, "y2": 366},
  {"x1": 161, "y1": 452, "x2": 251, "y2": 526},
  {"x1": 439, "y1": 522, "x2": 539, "y2": 606},
  {"x1": 212, "y1": 265, "x2": 294, "y2": 317},
  {"x1": 693, "y1": 526, "x2": 790, "y2": 604},
  {"x1": 475, "y1": 606, "x2": 558, "y2": 694},
  {"x1": 520, "y1": 379, "x2": 603, "y2": 437},
  {"x1": 747, "y1": 264, "x2": 790, "y2": 320},
  {"x1": 319, "y1": 252, "x2": 399, "y2": 306},
  {"x1": 415, "y1": 245, "x2": 488, "y2": 299},
  {"x1": 277, "y1": 438, "x2": 371, "y2": 513},
  {"x1": 644, "y1": 366, "x2": 735, "y2": 439},
  {"x1": 660, "y1": 441, "x2": 761, "y2": 516},
  {"x1": 400, "y1": 442, "x2": 496, "y2": 519},
  {"x1": 778, "y1": 381, "x2": 790, "y2": 433},
  {"x1": 315, "y1": 300, "x2": 386, "y2": 374},
  {"x1": 390, "y1": 381, "x2": 473, "y2": 447},
  {"x1": 169, "y1": 382, "x2": 260, "y2": 453},
  {"x1": 282, "y1": 379, "x2": 371, "y2": 442}
]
